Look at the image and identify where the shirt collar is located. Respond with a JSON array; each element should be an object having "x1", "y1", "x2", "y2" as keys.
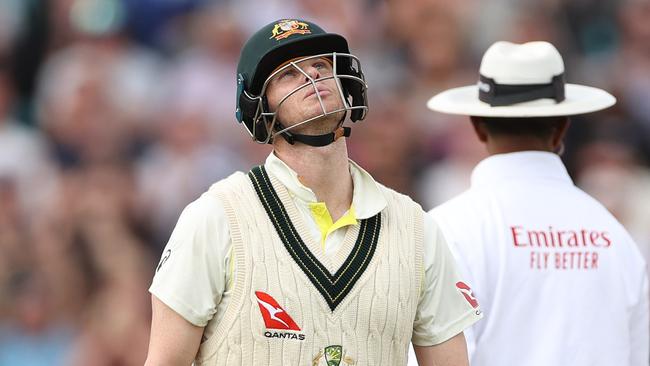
[
  {"x1": 264, "y1": 152, "x2": 386, "y2": 219},
  {"x1": 471, "y1": 151, "x2": 574, "y2": 188}
]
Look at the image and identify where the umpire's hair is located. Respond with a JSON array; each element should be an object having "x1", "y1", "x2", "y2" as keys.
[{"x1": 476, "y1": 116, "x2": 567, "y2": 139}]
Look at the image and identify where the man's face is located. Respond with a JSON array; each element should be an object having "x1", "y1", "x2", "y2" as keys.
[{"x1": 265, "y1": 56, "x2": 346, "y2": 135}]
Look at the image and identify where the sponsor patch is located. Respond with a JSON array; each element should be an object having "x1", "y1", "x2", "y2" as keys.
[
  {"x1": 255, "y1": 291, "x2": 305, "y2": 341},
  {"x1": 255, "y1": 291, "x2": 301, "y2": 330},
  {"x1": 456, "y1": 281, "x2": 480, "y2": 309}
]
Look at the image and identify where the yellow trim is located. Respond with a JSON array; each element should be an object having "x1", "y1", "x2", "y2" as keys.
[
  {"x1": 308, "y1": 203, "x2": 358, "y2": 251},
  {"x1": 330, "y1": 205, "x2": 358, "y2": 235}
]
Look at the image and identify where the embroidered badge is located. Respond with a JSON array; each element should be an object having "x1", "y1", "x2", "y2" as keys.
[
  {"x1": 270, "y1": 19, "x2": 311, "y2": 40},
  {"x1": 312, "y1": 345, "x2": 355, "y2": 366}
]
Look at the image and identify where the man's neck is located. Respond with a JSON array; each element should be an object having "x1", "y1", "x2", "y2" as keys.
[
  {"x1": 486, "y1": 137, "x2": 554, "y2": 155},
  {"x1": 273, "y1": 138, "x2": 353, "y2": 221}
]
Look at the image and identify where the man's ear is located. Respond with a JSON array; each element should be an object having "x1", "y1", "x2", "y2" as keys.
[
  {"x1": 470, "y1": 116, "x2": 489, "y2": 143},
  {"x1": 551, "y1": 117, "x2": 570, "y2": 150}
]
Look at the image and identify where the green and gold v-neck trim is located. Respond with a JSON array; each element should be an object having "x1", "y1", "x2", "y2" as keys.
[{"x1": 248, "y1": 165, "x2": 381, "y2": 312}]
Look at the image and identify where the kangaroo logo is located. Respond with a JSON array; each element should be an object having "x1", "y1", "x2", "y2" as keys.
[{"x1": 254, "y1": 291, "x2": 301, "y2": 331}]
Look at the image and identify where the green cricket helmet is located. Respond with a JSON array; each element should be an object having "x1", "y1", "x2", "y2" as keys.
[{"x1": 235, "y1": 19, "x2": 368, "y2": 146}]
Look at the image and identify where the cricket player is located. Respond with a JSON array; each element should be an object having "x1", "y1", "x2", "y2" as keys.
[{"x1": 145, "y1": 19, "x2": 482, "y2": 366}]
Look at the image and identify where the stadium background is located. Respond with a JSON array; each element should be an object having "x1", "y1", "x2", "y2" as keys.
[{"x1": 0, "y1": 0, "x2": 649, "y2": 364}]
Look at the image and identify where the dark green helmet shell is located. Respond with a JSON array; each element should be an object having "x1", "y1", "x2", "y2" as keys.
[{"x1": 237, "y1": 19, "x2": 349, "y2": 97}]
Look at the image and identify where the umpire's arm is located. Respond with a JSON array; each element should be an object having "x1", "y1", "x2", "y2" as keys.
[{"x1": 145, "y1": 295, "x2": 204, "y2": 366}]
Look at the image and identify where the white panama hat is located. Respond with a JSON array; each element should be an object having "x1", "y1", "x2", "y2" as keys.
[{"x1": 427, "y1": 41, "x2": 616, "y2": 117}]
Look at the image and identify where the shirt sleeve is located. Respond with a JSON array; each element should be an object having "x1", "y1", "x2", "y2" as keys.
[
  {"x1": 149, "y1": 192, "x2": 231, "y2": 327},
  {"x1": 411, "y1": 213, "x2": 483, "y2": 346}
]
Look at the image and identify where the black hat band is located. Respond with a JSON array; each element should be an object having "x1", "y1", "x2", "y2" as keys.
[{"x1": 478, "y1": 73, "x2": 565, "y2": 107}]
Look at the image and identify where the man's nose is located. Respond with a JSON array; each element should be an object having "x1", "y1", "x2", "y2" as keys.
[{"x1": 303, "y1": 65, "x2": 320, "y2": 81}]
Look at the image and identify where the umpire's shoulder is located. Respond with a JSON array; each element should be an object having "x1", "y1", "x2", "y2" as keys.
[
  {"x1": 426, "y1": 190, "x2": 480, "y2": 246},
  {"x1": 429, "y1": 190, "x2": 474, "y2": 220}
]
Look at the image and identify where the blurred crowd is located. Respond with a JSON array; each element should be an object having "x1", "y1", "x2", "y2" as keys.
[{"x1": 0, "y1": 0, "x2": 649, "y2": 364}]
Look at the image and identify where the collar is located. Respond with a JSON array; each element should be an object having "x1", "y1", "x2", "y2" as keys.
[
  {"x1": 264, "y1": 152, "x2": 386, "y2": 219},
  {"x1": 471, "y1": 151, "x2": 574, "y2": 188}
]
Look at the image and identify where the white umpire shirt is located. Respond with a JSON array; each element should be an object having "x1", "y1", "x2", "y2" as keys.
[{"x1": 429, "y1": 151, "x2": 649, "y2": 366}]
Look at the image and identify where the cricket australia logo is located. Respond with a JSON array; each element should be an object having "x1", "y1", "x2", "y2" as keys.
[
  {"x1": 313, "y1": 345, "x2": 355, "y2": 366},
  {"x1": 270, "y1": 19, "x2": 311, "y2": 40},
  {"x1": 255, "y1": 291, "x2": 305, "y2": 341}
]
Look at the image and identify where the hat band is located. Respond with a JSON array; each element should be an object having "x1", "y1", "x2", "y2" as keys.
[{"x1": 478, "y1": 73, "x2": 565, "y2": 106}]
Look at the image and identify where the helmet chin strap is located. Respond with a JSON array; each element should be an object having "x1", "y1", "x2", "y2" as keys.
[
  {"x1": 280, "y1": 126, "x2": 351, "y2": 146},
  {"x1": 275, "y1": 113, "x2": 351, "y2": 147}
]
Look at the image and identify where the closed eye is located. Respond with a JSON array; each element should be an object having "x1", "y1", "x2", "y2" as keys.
[{"x1": 278, "y1": 68, "x2": 297, "y2": 80}]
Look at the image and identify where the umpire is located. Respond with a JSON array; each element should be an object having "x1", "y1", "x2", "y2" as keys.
[{"x1": 426, "y1": 41, "x2": 649, "y2": 366}]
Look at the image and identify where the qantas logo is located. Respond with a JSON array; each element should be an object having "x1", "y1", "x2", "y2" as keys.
[
  {"x1": 456, "y1": 282, "x2": 480, "y2": 309},
  {"x1": 255, "y1": 291, "x2": 301, "y2": 331}
]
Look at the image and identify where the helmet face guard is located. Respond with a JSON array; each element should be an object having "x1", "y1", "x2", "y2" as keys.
[{"x1": 241, "y1": 52, "x2": 368, "y2": 144}]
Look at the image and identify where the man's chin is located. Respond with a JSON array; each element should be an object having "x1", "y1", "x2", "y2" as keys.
[
  {"x1": 288, "y1": 114, "x2": 343, "y2": 135},
  {"x1": 311, "y1": 111, "x2": 345, "y2": 126},
  {"x1": 306, "y1": 105, "x2": 346, "y2": 121}
]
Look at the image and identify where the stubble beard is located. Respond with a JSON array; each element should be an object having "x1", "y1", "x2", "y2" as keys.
[{"x1": 276, "y1": 97, "x2": 346, "y2": 136}]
